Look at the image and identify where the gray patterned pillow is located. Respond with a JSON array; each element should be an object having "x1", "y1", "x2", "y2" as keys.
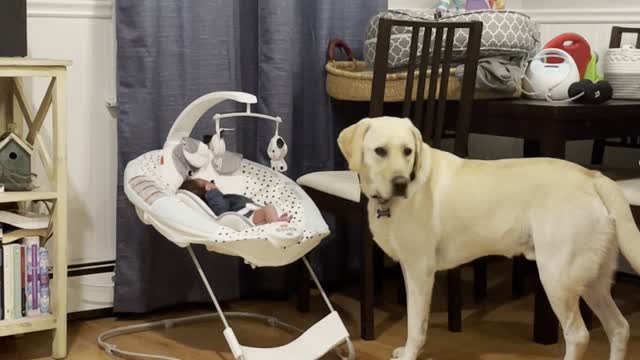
[{"x1": 364, "y1": 9, "x2": 540, "y2": 69}]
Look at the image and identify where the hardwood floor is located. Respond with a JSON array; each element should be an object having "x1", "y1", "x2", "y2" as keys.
[{"x1": 2, "y1": 260, "x2": 640, "y2": 359}]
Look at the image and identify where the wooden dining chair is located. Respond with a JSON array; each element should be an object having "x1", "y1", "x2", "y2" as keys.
[
  {"x1": 297, "y1": 17, "x2": 484, "y2": 340},
  {"x1": 591, "y1": 26, "x2": 640, "y2": 165}
]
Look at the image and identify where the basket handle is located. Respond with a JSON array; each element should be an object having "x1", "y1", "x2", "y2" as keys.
[{"x1": 327, "y1": 38, "x2": 358, "y2": 68}]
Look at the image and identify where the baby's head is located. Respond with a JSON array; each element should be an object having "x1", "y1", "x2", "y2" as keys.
[{"x1": 179, "y1": 178, "x2": 216, "y2": 198}]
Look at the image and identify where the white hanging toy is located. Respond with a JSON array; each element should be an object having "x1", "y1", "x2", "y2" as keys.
[
  {"x1": 268, "y1": 123, "x2": 288, "y2": 172},
  {"x1": 182, "y1": 137, "x2": 212, "y2": 169},
  {"x1": 522, "y1": 48, "x2": 581, "y2": 101},
  {"x1": 101, "y1": 91, "x2": 354, "y2": 360}
]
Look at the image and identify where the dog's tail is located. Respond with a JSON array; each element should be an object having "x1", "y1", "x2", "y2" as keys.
[
  {"x1": 595, "y1": 173, "x2": 640, "y2": 273},
  {"x1": 617, "y1": 178, "x2": 640, "y2": 206}
]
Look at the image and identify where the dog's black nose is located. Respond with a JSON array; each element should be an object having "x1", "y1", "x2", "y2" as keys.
[{"x1": 392, "y1": 176, "x2": 409, "y2": 197}]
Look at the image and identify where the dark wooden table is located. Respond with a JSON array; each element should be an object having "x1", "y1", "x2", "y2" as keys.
[{"x1": 472, "y1": 98, "x2": 640, "y2": 345}]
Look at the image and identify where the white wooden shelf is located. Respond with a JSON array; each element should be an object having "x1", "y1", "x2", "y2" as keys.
[
  {"x1": 0, "y1": 315, "x2": 57, "y2": 337},
  {"x1": 0, "y1": 191, "x2": 57, "y2": 203},
  {"x1": 0, "y1": 58, "x2": 71, "y2": 67},
  {"x1": 2, "y1": 228, "x2": 49, "y2": 244},
  {"x1": 0, "y1": 58, "x2": 69, "y2": 358}
]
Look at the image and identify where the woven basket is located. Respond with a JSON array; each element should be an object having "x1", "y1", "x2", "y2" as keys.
[
  {"x1": 604, "y1": 45, "x2": 640, "y2": 100},
  {"x1": 324, "y1": 38, "x2": 521, "y2": 102},
  {"x1": 326, "y1": 59, "x2": 417, "y2": 102}
]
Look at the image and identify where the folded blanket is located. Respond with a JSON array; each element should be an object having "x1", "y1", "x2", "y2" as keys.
[{"x1": 456, "y1": 56, "x2": 525, "y2": 93}]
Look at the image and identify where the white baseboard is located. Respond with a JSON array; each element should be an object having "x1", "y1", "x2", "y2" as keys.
[
  {"x1": 27, "y1": 0, "x2": 113, "y2": 19},
  {"x1": 524, "y1": 8, "x2": 640, "y2": 24}
]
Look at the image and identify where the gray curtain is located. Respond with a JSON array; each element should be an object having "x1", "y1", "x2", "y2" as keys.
[{"x1": 115, "y1": 0, "x2": 385, "y2": 312}]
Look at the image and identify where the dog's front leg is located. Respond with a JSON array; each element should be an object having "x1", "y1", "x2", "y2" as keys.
[{"x1": 392, "y1": 262, "x2": 435, "y2": 360}]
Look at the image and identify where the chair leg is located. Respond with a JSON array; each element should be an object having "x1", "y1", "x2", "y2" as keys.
[
  {"x1": 447, "y1": 267, "x2": 462, "y2": 332},
  {"x1": 581, "y1": 298, "x2": 594, "y2": 330},
  {"x1": 533, "y1": 271, "x2": 559, "y2": 344},
  {"x1": 374, "y1": 245, "x2": 384, "y2": 297},
  {"x1": 473, "y1": 258, "x2": 488, "y2": 303},
  {"x1": 512, "y1": 256, "x2": 528, "y2": 299},
  {"x1": 591, "y1": 139, "x2": 606, "y2": 165},
  {"x1": 397, "y1": 268, "x2": 406, "y2": 305},
  {"x1": 296, "y1": 259, "x2": 310, "y2": 313},
  {"x1": 360, "y1": 205, "x2": 375, "y2": 341}
]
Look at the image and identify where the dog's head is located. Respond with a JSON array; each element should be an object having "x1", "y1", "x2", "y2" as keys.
[{"x1": 338, "y1": 117, "x2": 427, "y2": 202}]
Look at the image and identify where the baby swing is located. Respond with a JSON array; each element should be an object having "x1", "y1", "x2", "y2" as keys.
[{"x1": 99, "y1": 91, "x2": 355, "y2": 360}]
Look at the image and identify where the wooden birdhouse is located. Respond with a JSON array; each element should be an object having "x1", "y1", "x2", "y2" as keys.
[{"x1": 0, "y1": 132, "x2": 34, "y2": 191}]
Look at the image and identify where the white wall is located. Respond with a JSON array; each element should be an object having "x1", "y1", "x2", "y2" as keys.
[{"x1": 25, "y1": 0, "x2": 116, "y2": 312}]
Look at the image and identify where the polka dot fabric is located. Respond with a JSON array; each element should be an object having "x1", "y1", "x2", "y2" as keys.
[
  {"x1": 125, "y1": 152, "x2": 329, "y2": 267},
  {"x1": 239, "y1": 161, "x2": 305, "y2": 226},
  {"x1": 127, "y1": 150, "x2": 176, "y2": 193}
]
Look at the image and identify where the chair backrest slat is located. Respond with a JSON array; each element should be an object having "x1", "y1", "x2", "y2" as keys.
[
  {"x1": 455, "y1": 22, "x2": 482, "y2": 157},
  {"x1": 432, "y1": 27, "x2": 456, "y2": 148},
  {"x1": 369, "y1": 19, "x2": 392, "y2": 118},
  {"x1": 369, "y1": 18, "x2": 482, "y2": 157},
  {"x1": 402, "y1": 26, "x2": 421, "y2": 119},
  {"x1": 412, "y1": 27, "x2": 433, "y2": 129},
  {"x1": 422, "y1": 27, "x2": 444, "y2": 141},
  {"x1": 610, "y1": 26, "x2": 640, "y2": 48}
]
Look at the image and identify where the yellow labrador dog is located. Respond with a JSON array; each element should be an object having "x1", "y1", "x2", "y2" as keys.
[{"x1": 338, "y1": 116, "x2": 640, "y2": 360}]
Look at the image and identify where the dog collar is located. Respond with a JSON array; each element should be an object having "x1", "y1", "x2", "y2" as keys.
[
  {"x1": 374, "y1": 197, "x2": 391, "y2": 218},
  {"x1": 376, "y1": 207, "x2": 391, "y2": 218}
]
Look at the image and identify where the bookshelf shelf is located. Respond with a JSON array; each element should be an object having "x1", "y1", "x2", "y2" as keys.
[
  {"x1": 2, "y1": 228, "x2": 49, "y2": 244},
  {"x1": 0, "y1": 314, "x2": 56, "y2": 337},
  {"x1": 0, "y1": 191, "x2": 57, "y2": 203},
  {"x1": 0, "y1": 58, "x2": 69, "y2": 359}
]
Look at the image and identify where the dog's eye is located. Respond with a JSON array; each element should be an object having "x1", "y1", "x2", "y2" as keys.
[
  {"x1": 403, "y1": 148, "x2": 413, "y2": 157},
  {"x1": 374, "y1": 147, "x2": 387, "y2": 157}
]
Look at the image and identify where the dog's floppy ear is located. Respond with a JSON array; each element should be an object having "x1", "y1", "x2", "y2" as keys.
[
  {"x1": 410, "y1": 124, "x2": 423, "y2": 181},
  {"x1": 338, "y1": 118, "x2": 370, "y2": 171}
]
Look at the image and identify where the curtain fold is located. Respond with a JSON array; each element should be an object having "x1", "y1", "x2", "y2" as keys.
[{"x1": 115, "y1": 0, "x2": 385, "y2": 313}]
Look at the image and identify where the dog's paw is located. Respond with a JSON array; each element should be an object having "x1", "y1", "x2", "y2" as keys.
[{"x1": 391, "y1": 347, "x2": 405, "y2": 359}]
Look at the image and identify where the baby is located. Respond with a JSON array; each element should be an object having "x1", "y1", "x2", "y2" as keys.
[{"x1": 179, "y1": 178, "x2": 291, "y2": 225}]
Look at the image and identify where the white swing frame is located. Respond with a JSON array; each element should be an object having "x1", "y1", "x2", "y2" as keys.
[{"x1": 98, "y1": 246, "x2": 355, "y2": 360}]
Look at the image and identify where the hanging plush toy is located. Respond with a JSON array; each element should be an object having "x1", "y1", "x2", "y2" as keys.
[
  {"x1": 181, "y1": 137, "x2": 211, "y2": 169},
  {"x1": 210, "y1": 114, "x2": 241, "y2": 173},
  {"x1": 267, "y1": 122, "x2": 288, "y2": 173}
]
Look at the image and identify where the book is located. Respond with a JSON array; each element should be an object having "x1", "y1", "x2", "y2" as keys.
[
  {"x1": 12, "y1": 245, "x2": 21, "y2": 319},
  {"x1": 0, "y1": 246, "x2": 3, "y2": 320},
  {"x1": 25, "y1": 237, "x2": 39, "y2": 316},
  {"x1": 38, "y1": 247, "x2": 49, "y2": 314},
  {"x1": 3, "y1": 245, "x2": 14, "y2": 320},
  {"x1": 20, "y1": 245, "x2": 26, "y2": 317},
  {"x1": 25, "y1": 241, "x2": 31, "y2": 314}
]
